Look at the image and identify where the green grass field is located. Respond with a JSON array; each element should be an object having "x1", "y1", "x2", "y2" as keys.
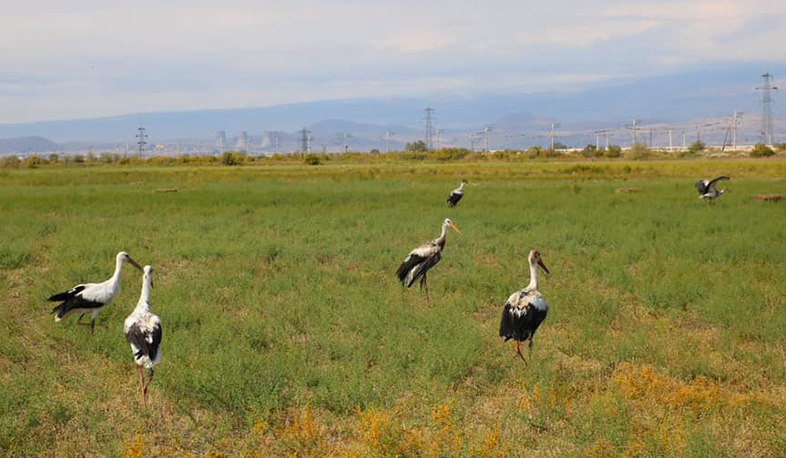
[{"x1": 1, "y1": 159, "x2": 785, "y2": 457}]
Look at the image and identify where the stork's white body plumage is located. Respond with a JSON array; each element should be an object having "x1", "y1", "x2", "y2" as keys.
[
  {"x1": 48, "y1": 251, "x2": 142, "y2": 333},
  {"x1": 124, "y1": 265, "x2": 162, "y2": 405}
]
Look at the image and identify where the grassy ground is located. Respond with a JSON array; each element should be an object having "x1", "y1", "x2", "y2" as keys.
[{"x1": 1, "y1": 159, "x2": 785, "y2": 457}]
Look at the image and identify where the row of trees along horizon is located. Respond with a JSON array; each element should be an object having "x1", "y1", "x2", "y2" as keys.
[{"x1": 0, "y1": 141, "x2": 783, "y2": 169}]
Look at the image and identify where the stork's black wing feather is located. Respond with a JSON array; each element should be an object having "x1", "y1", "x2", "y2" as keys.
[
  {"x1": 125, "y1": 321, "x2": 163, "y2": 361},
  {"x1": 499, "y1": 299, "x2": 548, "y2": 342},
  {"x1": 50, "y1": 287, "x2": 103, "y2": 319},
  {"x1": 695, "y1": 180, "x2": 709, "y2": 195},
  {"x1": 707, "y1": 176, "x2": 730, "y2": 189},
  {"x1": 405, "y1": 251, "x2": 441, "y2": 287},
  {"x1": 396, "y1": 254, "x2": 425, "y2": 283},
  {"x1": 47, "y1": 285, "x2": 86, "y2": 302},
  {"x1": 447, "y1": 192, "x2": 463, "y2": 207}
]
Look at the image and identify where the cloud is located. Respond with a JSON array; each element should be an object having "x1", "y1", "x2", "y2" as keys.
[{"x1": 0, "y1": 0, "x2": 785, "y2": 123}]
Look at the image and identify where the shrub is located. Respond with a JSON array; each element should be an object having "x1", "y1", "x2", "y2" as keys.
[
  {"x1": 0, "y1": 155, "x2": 21, "y2": 168},
  {"x1": 625, "y1": 142, "x2": 651, "y2": 160},
  {"x1": 22, "y1": 155, "x2": 44, "y2": 168},
  {"x1": 304, "y1": 154, "x2": 321, "y2": 165},
  {"x1": 405, "y1": 140, "x2": 428, "y2": 153},
  {"x1": 688, "y1": 140, "x2": 706, "y2": 154},
  {"x1": 773, "y1": 143, "x2": 786, "y2": 154},
  {"x1": 526, "y1": 147, "x2": 544, "y2": 159},
  {"x1": 581, "y1": 144, "x2": 597, "y2": 158},
  {"x1": 750, "y1": 143, "x2": 775, "y2": 157},
  {"x1": 221, "y1": 151, "x2": 243, "y2": 166},
  {"x1": 605, "y1": 145, "x2": 621, "y2": 158}
]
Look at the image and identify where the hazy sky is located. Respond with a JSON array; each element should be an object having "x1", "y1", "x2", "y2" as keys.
[{"x1": 2, "y1": 0, "x2": 785, "y2": 123}]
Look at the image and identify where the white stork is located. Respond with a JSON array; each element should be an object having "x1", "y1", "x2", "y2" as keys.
[
  {"x1": 499, "y1": 250, "x2": 550, "y2": 364},
  {"x1": 447, "y1": 179, "x2": 468, "y2": 207},
  {"x1": 396, "y1": 218, "x2": 461, "y2": 302},
  {"x1": 696, "y1": 176, "x2": 730, "y2": 209},
  {"x1": 48, "y1": 251, "x2": 143, "y2": 333},
  {"x1": 124, "y1": 265, "x2": 162, "y2": 405}
]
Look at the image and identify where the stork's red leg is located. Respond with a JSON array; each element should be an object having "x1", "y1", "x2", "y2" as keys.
[
  {"x1": 424, "y1": 274, "x2": 430, "y2": 304},
  {"x1": 142, "y1": 369, "x2": 154, "y2": 406},
  {"x1": 515, "y1": 341, "x2": 528, "y2": 365},
  {"x1": 138, "y1": 366, "x2": 145, "y2": 405}
]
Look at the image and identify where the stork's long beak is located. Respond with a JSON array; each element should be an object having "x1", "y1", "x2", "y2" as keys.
[
  {"x1": 128, "y1": 258, "x2": 143, "y2": 271},
  {"x1": 449, "y1": 222, "x2": 462, "y2": 235},
  {"x1": 537, "y1": 258, "x2": 550, "y2": 275}
]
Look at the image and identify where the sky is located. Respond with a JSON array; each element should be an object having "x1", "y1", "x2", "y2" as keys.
[{"x1": 2, "y1": 0, "x2": 785, "y2": 124}]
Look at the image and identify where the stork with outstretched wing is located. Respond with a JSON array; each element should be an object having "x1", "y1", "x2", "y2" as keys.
[
  {"x1": 696, "y1": 176, "x2": 730, "y2": 208},
  {"x1": 396, "y1": 218, "x2": 461, "y2": 303}
]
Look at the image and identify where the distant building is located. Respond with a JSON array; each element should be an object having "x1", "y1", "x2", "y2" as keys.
[
  {"x1": 236, "y1": 131, "x2": 248, "y2": 152},
  {"x1": 216, "y1": 131, "x2": 226, "y2": 153}
]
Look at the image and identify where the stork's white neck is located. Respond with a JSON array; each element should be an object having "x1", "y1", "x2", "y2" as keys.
[
  {"x1": 458, "y1": 182, "x2": 465, "y2": 191},
  {"x1": 136, "y1": 274, "x2": 152, "y2": 311},
  {"x1": 438, "y1": 223, "x2": 449, "y2": 241},
  {"x1": 526, "y1": 260, "x2": 539, "y2": 291},
  {"x1": 110, "y1": 256, "x2": 124, "y2": 283}
]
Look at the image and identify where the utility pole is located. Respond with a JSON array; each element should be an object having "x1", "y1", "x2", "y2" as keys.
[
  {"x1": 682, "y1": 131, "x2": 686, "y2": 149},
  {"x1": 136, "y1": 125, "x2": 148, "y2": 157},
  {"x1": 469, "y1": 135, "x2": 476, "y2": 152},
  {"x1": 733, "y1": 110, "x2": 738, "y2": 150},
  {"x1": 385, "y1": 131, "x2": 394, "y2": 154},
  {"x1": 436, "y1": 129, "x2": 444, "y2": 150},
  {"x1": 595, "y1": 133, "x2": 600, "y2": 150},
  {"x1": 299, "y1": 128, "x2": 311, "y2": 153},
  {"x1": 732, "y1": 110, "x2": 742, "y2": 150},
  {"x1": 483, "y1": 126, "x2": 492, "y2": 153},
  {"x1": 631, "y1": 119, "x2": 638, "y2": 145},
  {"x1": 549, "y1": 123, "x2": 560, "y2": 150},
  {"x1": 342, "y1": 132, "x2": 349, "y2": 153},
  {"x1": 275, "y1": 135, "x2": 280, "y2": 154},
  {"x1": 756, "y1": 72, "x2": 778, "y2": 144},
  {"x1": 649, "y1": 127, "x2": 653, "y2": 148},
  {"x1": 423, "y1": 106, "x2": 435, "y2": 151},
  {"x1": 668, "y1": 129, "x2": 673, "y2": 150},
  {"x1": 216, "y1": 131, "x2": 226, "y2": 154},
  {"x1": 605, "y1": 133, "x2": 610, "y2": 150}
]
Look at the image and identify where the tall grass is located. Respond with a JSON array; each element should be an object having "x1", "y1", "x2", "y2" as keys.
[{"x1": 0, "y1": 161, "x2": 784, "y2": 456}]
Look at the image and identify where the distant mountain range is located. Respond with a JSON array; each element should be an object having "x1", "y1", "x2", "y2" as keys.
[
  {"x1": 0, "y1": 136, "x2": 59, "y2": 154},
  {"x1": 0, "y1": 64, "x2": 783, "y2": 153}
]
